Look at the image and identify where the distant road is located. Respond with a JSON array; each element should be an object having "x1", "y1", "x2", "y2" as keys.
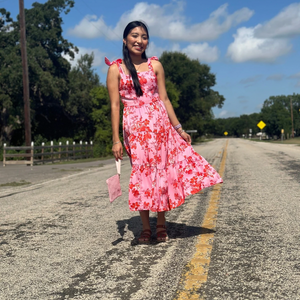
[{"x1": 0, "y1": 139, "x2": 299, "y2": 300}]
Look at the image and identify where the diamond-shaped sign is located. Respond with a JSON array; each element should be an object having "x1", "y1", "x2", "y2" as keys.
[
  {"x1": 224, "y1": 132, "x2": 228, "y2": 136},
  {"x1": 257, "y1": 121, "x2": 266, "y2": 130}
]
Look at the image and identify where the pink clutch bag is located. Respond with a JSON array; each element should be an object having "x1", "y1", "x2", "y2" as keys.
[{"x1": 106, "y1": 160, "x2": 122, "y2": 203}]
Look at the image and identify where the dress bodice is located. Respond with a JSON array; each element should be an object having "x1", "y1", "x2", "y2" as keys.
[{"x1": 105, "y1": 57, "x2": 160, "y2": 106}]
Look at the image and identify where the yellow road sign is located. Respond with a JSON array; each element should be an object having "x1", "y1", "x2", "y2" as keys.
[
  {"x1": 257, "y1": 121, "x2": 266, "y2": 130},
  {"x1": 224, "y1": 132, "x2": 228, "y2": 136}
]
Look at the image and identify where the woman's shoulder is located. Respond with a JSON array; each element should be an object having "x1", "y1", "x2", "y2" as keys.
[
  {"x1": 149, "y1": 56, "x2": 162, "y2": 66},
  {"x1": 149, "y1": 57, "x2": 163, "y2": 72},
  {"x1": 105, "y1": 57, "x2": 123, "y2": 77}
]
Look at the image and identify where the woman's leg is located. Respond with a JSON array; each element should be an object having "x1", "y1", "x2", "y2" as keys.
[
  {"x1": 138, "y1": 210, "x2": 151, "y2": 243},
  {"x1": 157, "y1": 211, "x2": 166, "y2": 226},
  {"x1": 156, "y1": 212, "x2": 168, "y2": 242},
  {"x1": 139, "y1": 210, "x2": 150, "y2": 230}
]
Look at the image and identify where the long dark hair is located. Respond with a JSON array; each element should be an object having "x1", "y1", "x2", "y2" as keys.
[{"x1": 123, "y1": 21, "x2": 149, "y2": 97}]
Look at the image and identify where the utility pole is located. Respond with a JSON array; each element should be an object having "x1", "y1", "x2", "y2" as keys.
[
  {"x1": 290, "y1": 97, "x2": 294, "y2": 138},
  {"x1": 19, "y1": 0, "x2": 31, "y2": 147}
]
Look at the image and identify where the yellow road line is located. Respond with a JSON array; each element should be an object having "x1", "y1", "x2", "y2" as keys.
[{"x1": 174, "y1": 140, "x2": 228, "y2": 300}]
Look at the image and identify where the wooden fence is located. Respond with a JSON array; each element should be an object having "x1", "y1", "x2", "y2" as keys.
[{"x1": 3, "y1": 141, "x2": 93, "y2": 167}]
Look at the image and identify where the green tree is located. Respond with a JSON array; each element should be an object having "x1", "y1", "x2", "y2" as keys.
[
  {"x1": 67, "y1": 53, "x2": 100, "y2": 140},
  {"x1": 90, "y1": 85, "x2": 112, "y2": 155},
  {"x1": 0, "y1": 1, "x2": 77, "y2": 145},
  {"x1": 0, "y1": 8, "x2": 23, "y2": 144},
  {"x1": 165, "y1": 80, "x2": 180, "y2": 109},
  {"x1": 24, "y1": 0, "x2": 77, "y2": 141},
  {"x1": 159, "y1": 52, "x2": 225, "y2": 135},
  {"x1": 292, "y1": 94, "x2": 300, "y2": 136},
  {"x1": 213, "y1": 113, "x2": 261, "y2": 137},
  {"x1": 261, "y1": 95, "x2": 294, "y2": 136}
]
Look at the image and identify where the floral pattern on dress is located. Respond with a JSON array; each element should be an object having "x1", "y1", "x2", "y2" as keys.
[{"x1": 105, "y1": 56, "x2": 223, "y2": 212}]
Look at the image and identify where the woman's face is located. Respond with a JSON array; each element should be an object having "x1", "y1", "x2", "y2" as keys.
[{"x1": 124, "y1": 26, "x2": 148, "y2": 56}]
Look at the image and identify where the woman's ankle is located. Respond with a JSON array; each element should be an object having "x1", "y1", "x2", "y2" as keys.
[{"x1": 157, "y1": 212, "x2": 166, "y2": 226}]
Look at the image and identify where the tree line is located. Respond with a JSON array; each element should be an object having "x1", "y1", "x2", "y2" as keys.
[
  {"x1": 1, "y1": 0, "x2": 298, "y2": 160},
  {"x1": 213, "y1": 94, "x2": 300, "y2": 138}
]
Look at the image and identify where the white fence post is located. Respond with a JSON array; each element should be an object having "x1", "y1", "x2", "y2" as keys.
[
  {"x1": 41, "y1": 142, "x2": 45, "y2": 163},
  {"x1": 51, "y1": 141, "x2": 54, "y2": 163},
  {"x1": 66, "y1": 141, "x2": 69, "y2": 161},
  {"x1": 59, "y1": 142, "x2": 62, "y2": 161},
  {"x1": 31, "y1": 142, "x2": 34, "y2": 166},
  {"x1": 73, "y1": 141, "x2": 75, "y2": 159},
  {"x1": 80, "y1": 141, "x2": 82, "y2": 159}
]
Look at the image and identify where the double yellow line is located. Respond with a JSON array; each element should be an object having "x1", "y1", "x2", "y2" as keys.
[{"x1": 175, "y1": 140, "x2": 228, "y2": 300}]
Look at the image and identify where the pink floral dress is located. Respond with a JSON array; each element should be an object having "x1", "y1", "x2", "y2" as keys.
[{"x1": 105, "y1": 56, "x2": 223, "y2": 212}]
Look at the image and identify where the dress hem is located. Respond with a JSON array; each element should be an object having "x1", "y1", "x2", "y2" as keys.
[{"x1": 129, "y1": 179, "x2": 223, "y2": 212}]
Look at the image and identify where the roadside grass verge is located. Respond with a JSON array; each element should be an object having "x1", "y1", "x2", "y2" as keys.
[
  {"x1": 52, "y1": 168, "x2": 83, "y2": 172},
  {"x1": 248, "y1": 137, "x2": 300, "y2": 145},
  {"x1": 39, "y1": 156, "x2": 114, "y2": 166},
  {"x1": 0, "y1": 180, "x2": 31, "y2": 187},
  {"x1": 194, "y1": 138, "x2": 214, "y2": 145}
]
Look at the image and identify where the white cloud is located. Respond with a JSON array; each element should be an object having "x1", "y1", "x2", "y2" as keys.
[
  {"x1": 146, "y1": 41, "x2": 219, "y2": 63},
  {"x1": 217, "y1": 110, "x2": 236, "y2": 118},
  {"x1": 5, "y1": 24, "x2": 14, "y2": 32},
  {"x1": 182, "y1": 43, "x2": 219, "y2": 63},
  {"x1": 227, "y1": 26, "x2": 292, "y2": 63},
  {"x1": 67, "y1": 15, "x2": 121, "y2": 40},
  {"x1": 266, "y1": 74, "x2": 284, "y2": 81},
  {"x1": 63, "y1": 47, "x2": 105, "y2": 68},
  {"x1": 255, "y1": 3, "x2": 300, "y2": 38},
  {"x1": 68, "y1": 2, "x2": 254, "y2": 42},
  {"x1": 147, "y1": 42, "x2": 166, "y2": 58},
  {"x1": 227, "y1": 3, "x2": 300, "y2": 63}
]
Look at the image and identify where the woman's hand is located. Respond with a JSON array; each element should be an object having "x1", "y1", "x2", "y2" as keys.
[
  {"x1": 112, "y1": 142, "x2": 123, "y2": 161},
  {"x1": 180, "y1": 132, "x2": 192, "y2": 144}
]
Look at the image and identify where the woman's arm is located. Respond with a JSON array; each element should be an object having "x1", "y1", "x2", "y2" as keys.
[
  {"x1": 153, "y1": 60, "x2": 191, "y2": 144},
  {"x1": 107, "y1": 64, "x2": 123, "y2": 160}
]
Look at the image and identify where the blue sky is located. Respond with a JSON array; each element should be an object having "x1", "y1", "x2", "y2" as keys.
[{"x1": 3, "y1": 0, "x2": 300, "y2": 118}]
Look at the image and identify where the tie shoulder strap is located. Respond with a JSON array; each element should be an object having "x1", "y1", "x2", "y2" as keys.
[
  {"x1": 105, "y1": 57, "x2": 126, "y2": 77},
  {"x1": 148, "y1": 56, "x2": 159, "y2": 72},
  {"x1": 105, "y1": 57, "x2": 122, "y2": 66}
]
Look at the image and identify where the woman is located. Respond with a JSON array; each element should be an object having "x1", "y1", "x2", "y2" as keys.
[{"x1": 106, "y1": 21, "x2": 223, "y2": 244}]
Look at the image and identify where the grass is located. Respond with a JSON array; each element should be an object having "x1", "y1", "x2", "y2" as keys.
[
  {"x1": 193, "y1": 138, "x2": 214, "y2": 144},
  {"x1": 56, "y1": 168, "x2": 83, "y2": 172},
  {"x1": 41, "y1": 156, "x2": 114, "y2": 166},
  {"x1": 249, "y1": 137, "x2": 300, "y2": 145},
  {"x1": 0, "y1": 180, "x2": 31, "y2": 187}
]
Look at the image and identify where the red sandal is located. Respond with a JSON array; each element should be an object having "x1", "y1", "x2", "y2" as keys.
[
  {"x1": 138, "y1": 229, "x2": 152, "y2": 244},
  {"x1": 156, "y1": 225, "x2": 168, "y2": 242}
]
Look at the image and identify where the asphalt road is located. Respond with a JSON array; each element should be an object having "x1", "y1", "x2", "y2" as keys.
[{"x1": 0, "y1": 139, "x2": 299, "y2": 300}]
